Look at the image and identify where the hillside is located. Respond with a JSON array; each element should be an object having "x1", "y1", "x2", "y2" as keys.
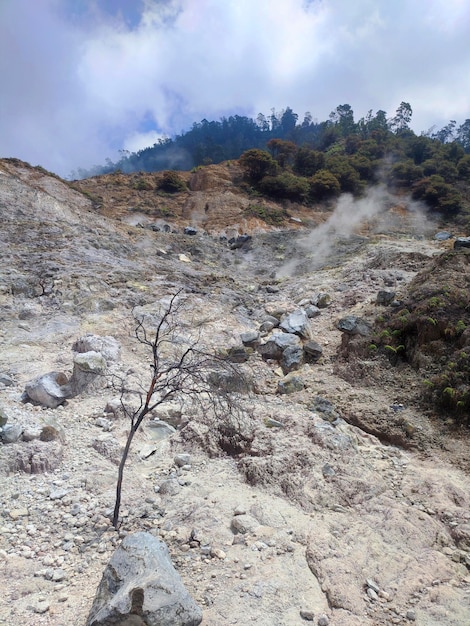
[{"x1": 1, "y1": 158, "x2": 470, "y2": 626}]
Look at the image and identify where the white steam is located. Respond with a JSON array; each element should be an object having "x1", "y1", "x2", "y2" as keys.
[{"x1": 277, "y1": 185, "x2": 436, "y2": 278}]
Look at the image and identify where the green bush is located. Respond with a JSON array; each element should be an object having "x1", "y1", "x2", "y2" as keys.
[
  {"x1": 309, "y1": 169, "x2": 341, "y2": 201},
  {"x1": 244, "y1": 204, "x2": 286, "y2": 225},
  {"x1": 390, "y1": 160, "x2": 424, "y2": 186},
  {"x1": 258, "y1": 172, "x2": 310, "y2": 202},
  {"x1": 157, "y1": 171, "x2": 187, "y2": 193},
  {"x1": 412, "y1": 175, "x2": 462, "y2": 215},
  {"x1": 239, "y1": 149, "x2": 278, "y2": 182}
]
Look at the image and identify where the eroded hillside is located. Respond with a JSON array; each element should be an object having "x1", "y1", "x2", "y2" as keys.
[{"x1": 1, "y1": 159, "x2": 470, "y2": 626}]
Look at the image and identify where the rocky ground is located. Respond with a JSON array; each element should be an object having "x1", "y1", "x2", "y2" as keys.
[{"x1": 1, "y1": 159, "x2": 470, "y2": 626}]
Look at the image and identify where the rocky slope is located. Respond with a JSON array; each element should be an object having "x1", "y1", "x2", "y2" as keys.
[{"x1": 1, "y1": 158, "x2": 469, "y2": 626}]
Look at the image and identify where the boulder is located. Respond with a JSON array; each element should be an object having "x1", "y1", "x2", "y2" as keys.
[
  {"x1": 225, "y1": 345, "x2": 252, "y2": 363},
  {"x1": 146, "y1": 420, "x2": 177, "y2": 441},
  {"x1": 229, "y1": 234, "x2": 251, "y2": 250},
  {"x1": 281, "y1": 345, "x2": 304, "y2": 373},
  {"x1": 376, "y1": 290, "x2": 396, "y2": 306},
  {"x1": 310, "y1": 396, "x2": 341, "y2": 423},
  {"x1": 86, "y1": 532, "x2": 202, "y2": 626},
  {"x1": 69, "y1": 351, "x2": 107, "y2": 395},
  {"x1": 454, "y1": 237, "x2": 470, "y2": 249},
  {"x1": 72, "y1": 335, "x2": 121, "y2": 363},
  {"x1": 311, "y1": 292, "x2": 331, "y2": 308},
  {"x1": 305, "y1": 304, "x2": 321, "y2": 318},
  {"x1": 434, "y1": 231, "x2": 452, "y2": 241},
  {"x1": 23, "y1": 372, "x2": 70, "y2": 408},
  {"x1": 336, "y1": 315, "x2": 371, "y2": 336},
  {"x1": 277, "y1": 373, "x2": 305, "y2": 394},
  {"x1": 0, "y1": 373, "x2": 14, "y2": 387},
  {"x1": 280, "y1": 309, "x2": 312, "y2": 339},
  {"x1": 0, "y1": 423, "x2": 23, "y2": 443},
  {"x1": 151, "y1": 403, "x2": 183, "y2": 428},
  {"x1": 303, "y1": 340, "x2": 323, "y2": 363},
  {"x1": 240, "y1": 331, "x2": 260, "y2": 346},
  {"x1": 258, "y1": 332, "x2": 301, "y2": 361},
  {"x1": 259, "y1": 315, "x2": 280, "y2": 334}
]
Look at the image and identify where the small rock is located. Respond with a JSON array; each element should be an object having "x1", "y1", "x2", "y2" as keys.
[
  {"x1": 24, "y1": 371, "x2": 70, "y2": 408},
  {"x1": 9, "y1": 508, "x2": 29, "y2": 520},
  {"x1": 322, "y1": 463, "x2": 335, "y2": 478},
  {"x1": 277, "y1": 373, "x2": 304, "y2": 395},
  {"x1": 210, "y1": 548, "x2": 226, "y2": 560},
  {"x1": 147, "y1": 420, "x2": 177, "y2": 441},
  {"x1": 49, "y1": 488, "x2": 68, "y2": 500},
  {"x1": 376, "y1": 290, "x2": 396, "y2": 305},
  {"x1": 32, "y1": 600, "x2": 50, "y2": 614},
  {"x1": 0, "y1": 374, "x2": 14, "y2": 387},
  {"x1": 406, "y1": 609, "x2": 416, "y2": 621},
  {"x1": 300, "y1": 609, "x2": 315, "y2": 621},
  {"x1": 336, "y1": 315, "x2": 371, "y2": 336},
  {"x1": 233, "y1": 505, "x2": 246, "y2": 516},
  {"x1": 231, "y1": 514, "x2": 260, "y2": 535},
  {"x1": 367, "y1": 588, "x2": 379, "y2": 601},
  {"x1": 264, "y1": 417, "x2": 285, "y2": 428},
  {"x1": 366, "y1": 578, "x2": 380, "y2": 593},
  {"x1": 281, "y1": 345, "x2": 304, "y2": 373},
  {"x1": 318, "y1": 615, "x2": 329, "y2": 626},
  {"x1": 174, "y1": 453, "x2": 191, "y2": 467},
  {"x1": 434, "y1": 230, "x2": 452, "y2": 241},
  {"x1": 0, "y1": 407, "x2": 8, "y2": 426},
  {"x1": 95, "y1": 417, "x2": 112, "y2": 431},
  {"x1": 159, "y1": 479, "x2": 182, "y2": 496},
  {"x1": 280, "y1": 309, "x2": 312, "y2": 338},
  {"x1": 240, "y1": 331, "x2": 260, "y2": 346},
  {"x1": 454, "y1": 237, "x2": 470, "y2": 249},
  {"x1": 303, "y1": 340, "x2": 323, "y2": 363},
  {"x1": 139, "y1": 443, "x2": 157, "y2": 459},
  {"x1": 1, "y1": 423, "x2": 23, "y2": 443},
  {"x1": 312, "y1": 293, "x2": 331, "y2": 308},
  {"x1": 305, "y1": 305, "x2": 321, "y2": 318}
]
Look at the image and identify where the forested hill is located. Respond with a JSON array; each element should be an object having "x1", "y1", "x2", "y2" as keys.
[
  {"x1": 73, "y1": 103, "x2": 470, "y2": 221},
  {"x1": 76, "y1": 103, "x2": 470, "y2": 179}
]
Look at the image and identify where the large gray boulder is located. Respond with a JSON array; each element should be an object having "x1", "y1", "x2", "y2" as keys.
[
  {"x1": 257, "y1": 332, "x2": 301, "y2": 361},
  {"x1": 454, "y1": 237, "x2": 470, "y2": 249},
  {"x1": 280, "y1": 309, "x2": 312, "y2": 339},
  {"x1": 336, "y1": 315, "x2": 371, "y2": 336},
  {"x1": 281, "y1": 345, "x2": 304, "y2": 373},
  {"x1": 69, "y1": 351, "x2": 107, "y2": 395},
  {"x1": 86, "y1": 532, "x2": 202, "y2": 626},
  {"x1": 23, "y1": 372, "x2": 71, "y2": 408},
  {"x1": 72, "y1": 334, "x2": 121, "y2": 363}
]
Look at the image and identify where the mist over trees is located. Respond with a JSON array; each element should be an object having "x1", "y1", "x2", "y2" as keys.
[{"x1": 75, "y1": 102, "x2": 470, "y2": 217}]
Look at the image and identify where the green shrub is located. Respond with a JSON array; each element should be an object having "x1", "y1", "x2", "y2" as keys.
[
  {"x1": 258, "y1": 172, "x2": 310, "y2": 202},
  {"x1": 244, "y1": 204, "x2": 286, "y2": 225},
  {"x1": 309, "y1": 169, "x2": 341, "y2": 201},
  {"x1": 157, "y1": 171, "x2": 187, "y2": 193}
]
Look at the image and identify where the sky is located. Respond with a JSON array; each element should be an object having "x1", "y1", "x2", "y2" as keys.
[{"x1": 1, "y1": 0, "x2": 469, "y2": 178}]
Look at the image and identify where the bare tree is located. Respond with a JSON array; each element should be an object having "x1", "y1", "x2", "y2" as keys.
[{"x1": 111, "y1": 290, "x2": 244, "y2": 529}]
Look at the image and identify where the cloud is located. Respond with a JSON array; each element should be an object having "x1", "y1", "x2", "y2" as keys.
[{"x1": 0, "y1": 0, "x2": 469, "y2": 177}]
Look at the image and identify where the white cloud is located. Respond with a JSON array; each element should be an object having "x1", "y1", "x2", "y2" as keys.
[
  {"x1": 0, "y1": 0, "x2": 469, "y2": 177},
  {"x1": 123, "y1": 130, "x2": 167, "y2": 153}
]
